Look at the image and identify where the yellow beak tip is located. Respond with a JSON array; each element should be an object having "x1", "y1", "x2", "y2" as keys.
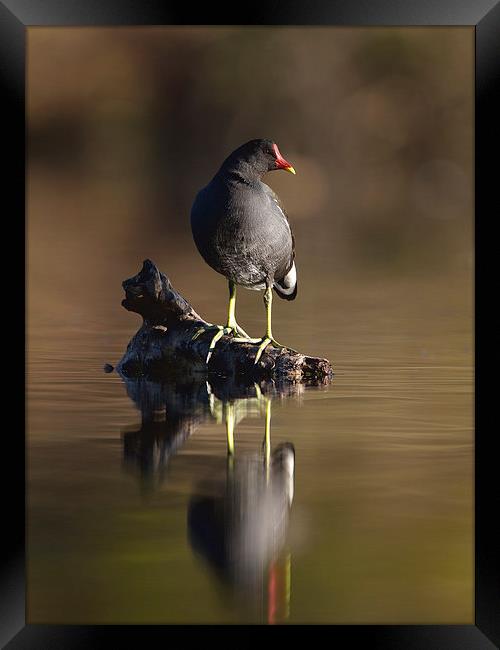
[{"x1": 286, "y1": 166, "x2": 296, "y2": 175}]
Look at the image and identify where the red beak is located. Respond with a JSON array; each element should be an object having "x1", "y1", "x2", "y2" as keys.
[{"x1": 272, "y1": 143, "x2": 296, "y2": 174}]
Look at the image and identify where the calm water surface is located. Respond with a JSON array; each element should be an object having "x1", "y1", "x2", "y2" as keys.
[
  {"x1": 26, "y1": 25, "x2": 474, "y2": 625},
  {"x1": 27, "y1": 272, "x2": 473, "y2": 624}
]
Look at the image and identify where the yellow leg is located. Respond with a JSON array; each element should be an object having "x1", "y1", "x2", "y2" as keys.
[
  {"x1": 226, "y1": 403, "x2": 235, "y2": 457},
  {"x1": 228, "y1": 281, "x2": 260, "y2": 340},
  {"x1": 227, "y1": 281, "x2": 237, "y2": 330},
  {"x1": 255, "y1": 286, "x2": 280, "y2": 363},
  {"x1": 264, "y1": 398, "x2": 271, "y2": 483},
  {"x1": 192, "y1": 281, "x2": 258, "y2": 362},
  {"x1": 254, "y1": 285, "x2": 299, "y2": 364},
  {"x1": 285, "y1": 551, "x2": 291, "y2": 619}
]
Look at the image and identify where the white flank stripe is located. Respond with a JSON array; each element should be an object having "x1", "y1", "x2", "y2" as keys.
[{"x1": 276, "y1": 262, "x2": 296, "y2": 294}]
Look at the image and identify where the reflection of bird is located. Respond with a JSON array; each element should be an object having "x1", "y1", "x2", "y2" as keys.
[
  {"x1": 187, "y1": 443, "x2": 295, "y2": 620},
  {"x1": 118, "y1": 374, "x2": 302, "y2": 493},
  {"x1": 191, "y1": 139, "x2": 297, "y2": 362}
]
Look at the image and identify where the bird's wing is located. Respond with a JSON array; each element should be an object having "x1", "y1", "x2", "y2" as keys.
[
  {"x1": 260, "y1": 183, "x2": 297, "y2": 300},
  {"x1": 261, "y1": 183, "x2": 296, "y2": 265},
  {"x1": 262, "y1": 184, "x2": 289, "y2": 222},
  {"x1": 262, "y1": 183, "x2": 295, "y2": 251}
]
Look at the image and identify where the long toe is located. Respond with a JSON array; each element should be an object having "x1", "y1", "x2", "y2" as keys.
[
  {"x1": 234, "y1": 322, "x2": 253, "y2": 339},
  {"x1": 254, "y1": 337, "x2": 272, "y2": 364},
  {"x1": 206, "y1": 328, "x2": 226, "y2": 363},
  {"x1": 254, "y1": 337, "x2": 300, "y2": 363},
  {"x1": 232, "y1": 336, "x2": 262, "y2": 343},
  {"x1": 191, "y1": 323, "x2": 222, "y2": 341},
  {"x1": 226, "y1": 321, "x2": 260, "y2": 342},
  {"x1": 269, "y1": 337, "x2": 300, "y2": 354}
]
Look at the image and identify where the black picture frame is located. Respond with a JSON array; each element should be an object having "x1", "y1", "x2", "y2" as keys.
[{"x1": 2, "y1": 1, "x2": 498, "y2": 647}]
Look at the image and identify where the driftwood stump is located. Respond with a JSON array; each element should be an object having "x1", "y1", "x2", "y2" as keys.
[{"x1": 117, "y1": 259, "x2": 333, "y2": 384}]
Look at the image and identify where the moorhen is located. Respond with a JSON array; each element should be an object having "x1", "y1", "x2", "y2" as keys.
[{"x1": 191, "y1": 139, "x2": 297, "y2": 363}]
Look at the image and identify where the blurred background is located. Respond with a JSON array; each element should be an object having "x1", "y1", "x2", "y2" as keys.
[
  {"x1": 27, "y1": 27, "x2": 473, "y2": 624},
  {"x1": 28, "y1": 26, "x2": 473, "y2": 331}
]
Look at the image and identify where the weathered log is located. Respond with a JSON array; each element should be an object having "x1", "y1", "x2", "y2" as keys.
[{"x1": 117, "y1": 259, "x2": 333, "y2": 383}]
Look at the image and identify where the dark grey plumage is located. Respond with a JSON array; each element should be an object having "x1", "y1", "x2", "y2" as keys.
[{"x1": 191, "y1": 139, "x2": 297, "y2": 300}]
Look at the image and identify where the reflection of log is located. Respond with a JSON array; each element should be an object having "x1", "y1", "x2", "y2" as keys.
[
  {"x1": 121, "y1": 378, "x2": 207, "y2": 492},
  {"x1": 117, "y1": 259, "x2": 334, "y2": 382},
  {"x1": 118, "y1": 374, "x2": 312, "y2": 492}
]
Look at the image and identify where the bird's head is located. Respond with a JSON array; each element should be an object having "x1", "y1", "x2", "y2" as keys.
[{"x1": 223, "y1": 139, "x2": 296, "y2": 178}]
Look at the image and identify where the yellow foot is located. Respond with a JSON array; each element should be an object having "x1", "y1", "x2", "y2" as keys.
[
  {"x1": 234, "y1": 322, "x2": 251, "y2": 338},
  {"x1": 191, "y1": 323, "x2": 259, "y2": 363},
  {"x1": 232, "y1": 336, "x2": 262, "y2": 344},
  {"x1": 206, "y1": 327, "x2": 232, "y2": 363},
  {"x1": 230, "y1": 321, "x2": 261, "y2": 341},
  {"x1": 254, "y1": 337, "x2": 279, "y2": 364},
  {"x1": 192, "y1": 322, "x2": 255, "y2": 341},
  {"x1": 191, "y1": 323, "x2": 222, "y2": 341},
  {"x1": 254, "y1": 337, "x2": 299, "y2": 364}
]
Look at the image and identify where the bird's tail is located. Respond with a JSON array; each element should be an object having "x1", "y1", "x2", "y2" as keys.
[{"x1": 273, "y1": 262, "x2": 297, "y2": 301}]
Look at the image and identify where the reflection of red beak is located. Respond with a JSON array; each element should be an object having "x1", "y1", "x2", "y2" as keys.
[{"x1": 272, "y1": 143, "x2": 296, "y2": 174}]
